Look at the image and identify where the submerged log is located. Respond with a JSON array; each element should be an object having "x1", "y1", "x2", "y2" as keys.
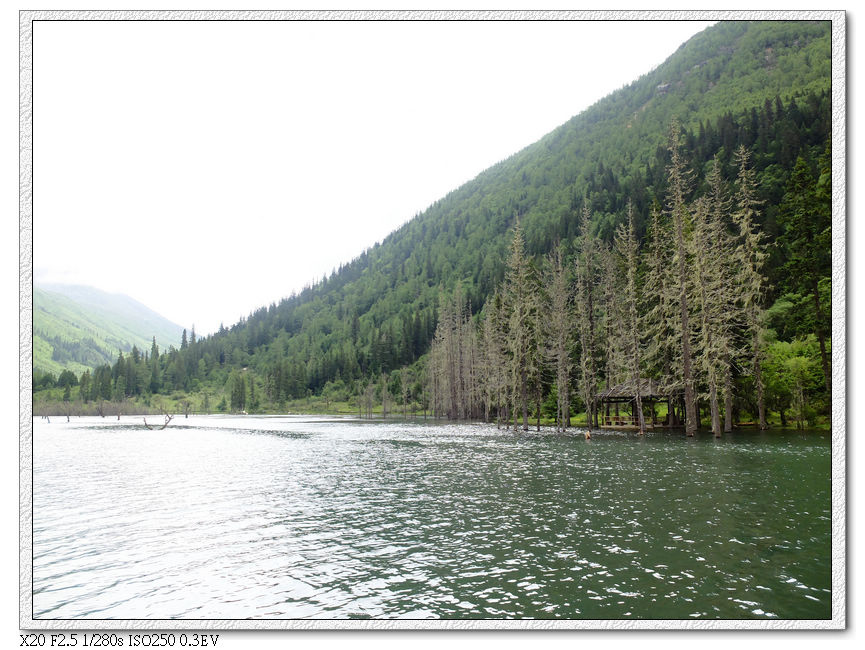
[{"x1": 143, "y1": 414, "x2": 174, "y2": 430}]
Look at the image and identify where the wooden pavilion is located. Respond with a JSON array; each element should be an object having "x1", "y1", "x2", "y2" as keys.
[{"x1": 595, "y1": 378, "x2": 685, "y2": 430}]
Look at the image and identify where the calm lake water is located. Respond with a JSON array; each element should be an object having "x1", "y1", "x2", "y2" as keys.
[{"x1": 32, "y1": 415, "x2": 832, "y2": 620}]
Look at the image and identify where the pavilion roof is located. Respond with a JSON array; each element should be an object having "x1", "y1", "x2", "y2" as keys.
[{"x1": 595, "y1": 377, "x2": 684, "y2": 400}]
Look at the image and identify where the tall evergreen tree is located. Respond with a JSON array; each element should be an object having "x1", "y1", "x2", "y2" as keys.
[
  {"x1": 691, "y1": 194, "x2": 727, "y2": 437},
  {"x1": 575, "y1": 205, "x2": 599, "y2": 431},
  {"x1": 703, "y1": 156, "x2": 739, "y2": 433},
  {"x1": 502, "y1": 219, "x2": 538, "y2": 431},
  {"x1": 642, "y1": 202, "x2": 680, "y2": 425},
  {"x1": 614, "y1": 201, "x2": 646, "y2": 434},
  {"x1": 149, "y1": 337, "x2": 161, "y2": 394},
  {"x1": 778, "y1": 152, "x2": 831, "y2": 395},
  {"x1": 480, "y1": 290, "x2": 509, "y2": 427},
  {"x1": 543, "y1": 243, "x2": 573, "y2": 431},
  {"x1": 732, "y1": 145, "x2": 770, "y2": 429},
  {"x1": 666, "y1": 121, "x2": 699, "y2": 436}
]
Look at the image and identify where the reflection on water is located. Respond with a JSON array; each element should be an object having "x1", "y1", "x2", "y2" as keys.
[{"x1": 32, "y1": 415, "x2": 831, "y2": 619}]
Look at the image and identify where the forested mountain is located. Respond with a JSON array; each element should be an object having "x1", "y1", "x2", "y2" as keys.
[
  {"x1": 34, "y1": 20, "x2": 834, "y2": 428},
  {"x1": 34, "y1": 284, "x2": 184, "y2": 378}
]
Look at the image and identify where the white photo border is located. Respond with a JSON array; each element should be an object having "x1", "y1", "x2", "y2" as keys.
[{"x1": 19, "y1": 8, "x2": 847, "y2": 630}]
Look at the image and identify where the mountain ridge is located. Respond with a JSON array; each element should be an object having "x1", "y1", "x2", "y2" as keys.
[
  {"x1": 200, "y1": 20, "x2": 830, "y2": 394},
  {"x1": 34, "y1": 283, "x2": 185, "y2": 377}
]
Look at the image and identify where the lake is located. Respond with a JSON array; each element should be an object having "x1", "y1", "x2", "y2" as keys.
[{"x1": 32, "y1": 415, "x2": 832, "y2": 620}]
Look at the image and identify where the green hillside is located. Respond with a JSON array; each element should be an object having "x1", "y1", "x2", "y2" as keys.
[
  {"x1": 34, "y1": 20, "x2": 833, "y2": 425},
  {"x1": 191, "y1": 20, "x2": 829, "y2": 389},
  {"x1": 34, "y1": 284, "x2": 184, "y2": 377}
]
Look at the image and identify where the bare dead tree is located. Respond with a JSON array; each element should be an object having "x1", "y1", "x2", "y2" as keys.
[{"x1": 401, "y1": 367, "x2": 413, "y2": 419}]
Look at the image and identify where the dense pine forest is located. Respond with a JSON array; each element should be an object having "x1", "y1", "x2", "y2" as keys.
[{"x1": 33, "y1": 21, "x2": 834, "y2": 431}]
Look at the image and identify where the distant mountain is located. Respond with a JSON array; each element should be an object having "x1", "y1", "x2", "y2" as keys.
[{"x1": 33, "y1": 284, "x2": 185, "y2": 377}]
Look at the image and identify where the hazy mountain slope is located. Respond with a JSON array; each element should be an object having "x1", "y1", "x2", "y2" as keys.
[{"x1": 34, "y1": 284, "x2": 184, "y2": 376}]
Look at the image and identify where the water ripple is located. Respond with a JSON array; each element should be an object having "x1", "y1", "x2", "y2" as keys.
[{"x1": 33, "y1": 416, "x2": 831, "y2": 620}]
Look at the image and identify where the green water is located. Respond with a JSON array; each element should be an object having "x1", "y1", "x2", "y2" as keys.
[{"x1": 33, "y1": 416, "x2": 832, "y2": 620}]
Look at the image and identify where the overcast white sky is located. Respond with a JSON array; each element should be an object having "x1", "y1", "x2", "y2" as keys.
[{"x1": 33, "y1": 18, "x2": 716, "y2": 335}]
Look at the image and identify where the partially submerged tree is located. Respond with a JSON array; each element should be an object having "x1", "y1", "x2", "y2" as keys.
[
  {"x1": 480, "y1": 290, "x2": 509, "y2": 427},
  {"x1": 666, "y1": 121, "x2": 699, "y2": 436},
  {"x1": 543, "y1": 243, "x2": 573, "y2": 431},
  {"x1": 732, "y1": 145, "x2": 769, "y2": 429},
  {"x1": 428, "y1": 283, "x2": 481, "y2": 420},
  {"x1": 502, "y1": 219, "x2": 539, "y2": 431},
  {"x1": 575, "y1": 205, "x2": 600, "y2": 431},
  {"x1": 642, "y1": 202, "x2": 680, "y2": 425},
  {"x1": 691, "y1": 196, "x2": 725, "y2": 437},
  {"x1": 614, "y1": 201, "x2": 646, "y2": 434}
]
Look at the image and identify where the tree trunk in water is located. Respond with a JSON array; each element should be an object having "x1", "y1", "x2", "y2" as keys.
[
  {"x1": 723, "y1": 362, "x2": 733, "y2": 433},
  {"x1": 694, "y1": 397, "x2": 701, "y2": 430},
  {"x1": 565, "y1": 393, "x2": 570, "y2": 430},
  {"x1": 709, "y1": 380, "x2": 721, "y2": 437},
  {"x1": 521, "y1": 368, "x2": 528, "y2": 431},
  {"x1": 753, "y1": 327, "x2": 768, "y2": 430},
  {"x1": 669, "y1": 124, "x2": 697, "y2": 437},
  {"x1": 793, "y1": 381, "x2": 805, "y2": 429},
  {"x1": 536, "y1": 393, "x2": 541, "y2": 432},
  {"x1": 811, "y1": 280, "x2": 831, "y2": 396},
  {"x1": 673, "y1": 193, "x2": 697, "y2": 436}
]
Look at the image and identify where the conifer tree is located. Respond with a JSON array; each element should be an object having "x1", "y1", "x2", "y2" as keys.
[
  {"x1": 666, "y1": 121, "x2": 699, "y2": 436},
  {"x1": 778, "y1": 153, "x2": 831, "y2": 394},
  {"x1": 691, "y1": 195, "x2": 726, "y2": 437},
  {"x1": 401, "y1": 367, "x2": 413, "y2": 419},
  {"x1": 704, "y1": 156, "x2": 740, "y2": 433},
  {"x1": 600, "y1": 243, "x2": 627, "y2": 392},
  {"x1": 732, "y1": 145, "x2": 770, "y2": 428},
  {"x1": 380, "y1": 372, "x2": 390, "y2": 418},
  {"x1": 79, "y1": 370, "x2": 91, "y2": 404},
  {"x1": 149, "y1": 337, "x2": 161, "y2": 394},
  {"x1": 614, "y1": 201, "x2": 646, "y2": 434},
  {"x1": 428, "y1": 283, "x2": 480, "y2": 420},
  {"x1": 543, "y1": 244, "x2": 573, "y2": 431},
  {"x1": 642, "y1": 202, "x2": 680, "y2": 425},
  {"x1": 480, "y1": 290, "x2": 509, "y2": 427},
  {"x1": 502, "y1": 219, "x2": 538, "y2": 431},
  {"x1": 575, "y1": 205, "x2": 599, "y2": 431}
]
